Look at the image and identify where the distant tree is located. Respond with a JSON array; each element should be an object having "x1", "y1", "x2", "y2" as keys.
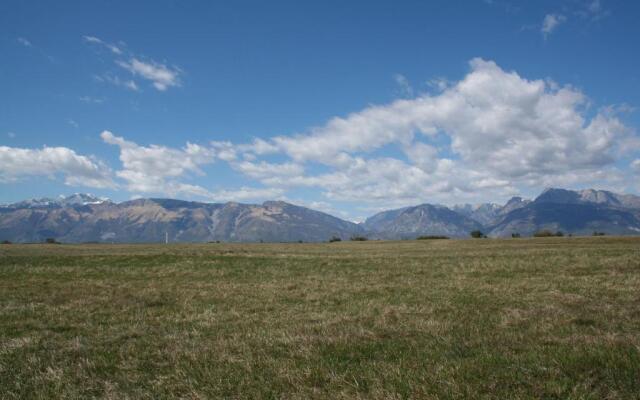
[
  {"x1": 45, "y1": 238, "x2": 59, "y2": 244},
  {"x1": 298, "y1": 240, "x2": 303, "y2": 243},
  {"x1": 1, "y1": 240, "x2": 11, "y2": 244},
  {"x1": 470, "y1": 230, "x2": 484, "y2": 238},
  {"x1": 511, "y1": 233, "x2": 521, "y2": 238},
  {"x1": 592, "y1": 231, "x2": 606, "y2": 236},
  {"x1": 533, "y1": 230, "x2": 563, "y2": 237},
  {"x1": 416, "y1": 235, "x2": 449, "y2": 240},
  {"x1": 329, "y1": 236, "x2": 342, "y2": 243},
  {"x1": 350, "y1": 235, "x2": 368, "y2": 241}
]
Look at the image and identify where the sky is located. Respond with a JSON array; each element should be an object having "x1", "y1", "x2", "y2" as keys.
[{"x1": 1, "y1": 0, "x2": 640, "y2": 221}]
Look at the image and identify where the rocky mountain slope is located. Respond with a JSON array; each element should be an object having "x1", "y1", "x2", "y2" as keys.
[
  {"x1": 488, "y1": 189, "x2": 640, "y2": 237},
  {"x1": 363, "y1": 204, "x2": 483, "y2": 239},
  {"x1": 0, "y1": 197, "x2": 362, "y2": 243},
  {"x1": 452, "y1": 196, "x2": 530, "y2": 226}
]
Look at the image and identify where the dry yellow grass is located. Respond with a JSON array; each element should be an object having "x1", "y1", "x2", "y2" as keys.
[{"x1": 0, "y1": 237, "x2": 639, "y2": 399}]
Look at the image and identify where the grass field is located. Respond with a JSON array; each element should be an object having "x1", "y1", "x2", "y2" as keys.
[{"x1": 1, "y1": 238, "x2": 639, "y2": 399}]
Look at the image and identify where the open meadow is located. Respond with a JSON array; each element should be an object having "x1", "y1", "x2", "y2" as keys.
[{"x1": 1, "y1": 237, "x2": 639, "y2": 399}]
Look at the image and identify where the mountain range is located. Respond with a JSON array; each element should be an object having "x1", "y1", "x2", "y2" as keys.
[{"x1": 1, "y1": 188, "x2": 639, "y2": 243}]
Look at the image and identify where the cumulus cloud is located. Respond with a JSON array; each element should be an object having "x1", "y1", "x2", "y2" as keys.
[
  {"x1": 541, "y1": 13, "x2": 567, "y2": 38},
  {"x1": 116, "y1": 58, "x2": 181, "y2": 91},
  {"x1": 101, "y1": 130, "x2": 215, "y2": 196},
  {"x1": 225, "y1": 58, "x2": 634, "y2": 206},
  {"x1": 632, "y1": 159, "x2": 640, "y2": 173},
  {"x1": 0, "y1": 146, "x2": 114, "y2": 188}
]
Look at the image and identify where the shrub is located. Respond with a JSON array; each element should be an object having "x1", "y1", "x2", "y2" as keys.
[
  {"x1": 511, "y1": 233, "x2": 521, "y2": 238},
  {"x1": 533, "y1": 230, "x2": 554, "y2": 237},
  {"x1": 593, "y1": 231, "x2": 606, "y2": 236},
  {"x1": 45, "y1": 238, "x2": 59, "y2": 244},
  {"x1": 1, "y1": 240, "x2": 11, "y2": 244},
  {"x1": 470, "y1": 230, "x2": 484, "y2": 238},
  {"x1": 350, "y1": 235, "x2": 368, "y2": 241},
  {"x1": 328, "y1": 236, "x2": 342, "y2": 243},
  {"x1": 416, "y1": 235, "x2": 449, "y2": 240}
]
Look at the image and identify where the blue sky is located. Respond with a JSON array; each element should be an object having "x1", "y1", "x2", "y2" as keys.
[{"x1": 1, "y1": 0, "x2": 640, "y2": 220}]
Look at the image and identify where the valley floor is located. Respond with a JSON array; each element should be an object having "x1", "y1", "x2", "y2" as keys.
[{"x1": 0, "y1": 238, "x2": 639, "y2": 399}]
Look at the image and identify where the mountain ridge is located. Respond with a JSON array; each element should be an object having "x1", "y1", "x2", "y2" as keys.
[{"x1": 2, "y1": 188, "x2": 640, "y2": 242}]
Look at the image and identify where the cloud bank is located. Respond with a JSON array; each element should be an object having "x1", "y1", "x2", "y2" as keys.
[{"x1": 3, "y1": 59, "x2": 637, "y2": 212}]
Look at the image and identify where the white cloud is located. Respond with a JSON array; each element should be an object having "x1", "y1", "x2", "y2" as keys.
[
  {"x1": 231, "y1": 160, "x2": 304, "y2": 180},
  {"x1": 541, "y1": 14, "x2": 567, "y2": 39},
  {"x1": 96, "y1": 74, "x2": 139, "y2": 91},
  {"x1": 117, "y1": 58, "x2": 181, "y2": 91},
  {"x1": 632, "y1": 159, "x2": 640, "y2": 173},
  {"x1": 67, "y1": 119, "x2": 79, "y2": 128},
  {"x1": 588, "y1": 0, "x2": 602, "y2": 14},
  {"x1": 17, "y1": 37, "x2": 31, "y2": 47},
  {"x1": 7, "y1": 132, "x2": 16, "y2": 139},
  {"x1": 403, "y1": 142, "x2": 438, "y2": 172},
  {"x1": 101, "y1": 131, "x2": 215, "y2": 196},
  {"x1": 79, "y1": 96, "x2": 105, "y2": 104},
  {"x1": 0, "y1": 146, "x2": 114, "y2": 188},
  {"x1": 228, "y1": 58, "x2": 634, "y2": 207},
  {"x1": 394, "y1": 74, "x2": 414, "y2": 97},
  {"x1": 426, "y1": 77, "x2": 450, "y2": 92},
  {"x1": 98, "y1": 132, "x2": 294, "y2": 201},
  {"x1": 209, "y1": 187, "x2": 284, "y2": 202},
  {"x1": 270, "y1": 98, "x2": 422, "y2": 164},
  {"x1": 578, "y1": 0, "x2": 610, "y2": 21},
  {"x1": 13, "y1": 58, "x2": 634, "y2": 212},
  {"x1": 83, "y1": 35, "x2": 122, "y2": 55},
  {"x1": 85, "y1": 36, "x2": 181, "y2": 92}
]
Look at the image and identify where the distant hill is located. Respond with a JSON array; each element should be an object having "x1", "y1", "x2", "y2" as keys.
[{"x1": 1, "y1": 188, "x2": 639, "y2": 242}]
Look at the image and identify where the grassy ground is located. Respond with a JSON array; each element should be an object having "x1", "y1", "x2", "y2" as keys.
[{"x1": 0, "y1": 237, "x2": 639, "y2": 399}]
